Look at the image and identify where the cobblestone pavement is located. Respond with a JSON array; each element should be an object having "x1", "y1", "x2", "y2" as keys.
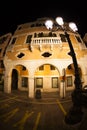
[{"x1": 0, "y1": 90, "x2": 87, "y2": 130}]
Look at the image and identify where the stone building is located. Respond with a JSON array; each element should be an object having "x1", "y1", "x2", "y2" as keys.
[
  {"x1": 0, "y1": 33, "x2": 12, "y2": 91},
  {"x1": 0, "y1": 17, "x2": 87, "y2": 98}
]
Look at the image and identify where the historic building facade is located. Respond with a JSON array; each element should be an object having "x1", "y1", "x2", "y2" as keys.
[{"x1": 0, "y1": 17, "x2": 87, "y2": 98}]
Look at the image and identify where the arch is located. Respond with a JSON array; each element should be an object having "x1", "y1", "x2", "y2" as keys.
[
  {"x1": 67, "y1": 63, "x2": 82, "y2": 77},
  {"x1": 65, "y1": 63, "x2": 83, "y2": 89},
  {"x1": 34, "y1": 63, "x2": 60, "y2": 92},
  {"x1": 34, "y1": 63, "x2": 60, "y2": 75},
  {"x1": 11, "y1": 64, "x2": 29, "y2": 91}
]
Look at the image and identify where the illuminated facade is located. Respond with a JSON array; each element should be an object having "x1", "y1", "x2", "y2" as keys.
[
  {"x1": 0, "y1": 18, "x2": 87, "y2": 98},
  {"x1": 0, "y1": 33, "x2": 12, "y2": 91}
]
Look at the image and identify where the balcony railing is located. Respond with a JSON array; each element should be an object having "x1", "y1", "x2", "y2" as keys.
[{"x1": 31, "y1": 37, "x2": 61, "y2": 44}]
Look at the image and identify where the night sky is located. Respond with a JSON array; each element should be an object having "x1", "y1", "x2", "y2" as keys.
[{"x1": 0, "y1": 0, "x2": 87, "y2": 38}]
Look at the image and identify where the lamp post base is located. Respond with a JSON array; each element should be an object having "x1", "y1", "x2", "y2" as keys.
[
  {"x1": 65, "y1": 105, "x2": 83, "y2": 125},
  {"x1": 65, "y1": 89, "x2": 83, "y2": 125}
]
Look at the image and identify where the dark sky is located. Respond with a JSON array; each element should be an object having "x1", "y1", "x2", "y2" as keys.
[{"x1": 0, "y1": 1, "x2": 87, "y2": 38}]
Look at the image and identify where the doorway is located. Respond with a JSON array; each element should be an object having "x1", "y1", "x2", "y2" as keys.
[{"x1": 11, "y1": 69, "x2": 18, "y2": 90}]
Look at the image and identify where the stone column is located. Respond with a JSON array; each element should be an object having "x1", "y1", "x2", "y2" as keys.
[
  {"x1": 60, "y1": 68, "x2": 66, "y2": 98},
  {"x1": 28, "y1": 76, "x2": 35, "y2": 98},
  {"x1": 4, "y1": 74, "x2": 11, "y2": 93},
  {"x1": 60, "y1": 81, "x2": 66, "y2": 98}
]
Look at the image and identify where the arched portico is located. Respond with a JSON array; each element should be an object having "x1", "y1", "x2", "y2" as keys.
[{"x1": 4, "y1": 59, "x2": 75, "y2": 98}]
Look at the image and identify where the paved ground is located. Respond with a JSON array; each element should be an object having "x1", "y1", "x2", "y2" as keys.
[{"x1": 0, "y1": 90, "x2": 87, "y2": 130}]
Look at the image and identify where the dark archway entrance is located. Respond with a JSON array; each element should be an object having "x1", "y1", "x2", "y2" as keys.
[{"x1": 11, "y1": 69, "x2": 18, "y2": 90}]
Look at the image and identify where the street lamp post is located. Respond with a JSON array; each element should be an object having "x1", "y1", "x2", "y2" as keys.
[
  {"x1": 64, "y1": 31, "x2": 83, "y2": 125},
  {"x1": 45, "y1": 17, "x2": 83, "y2": 125}
]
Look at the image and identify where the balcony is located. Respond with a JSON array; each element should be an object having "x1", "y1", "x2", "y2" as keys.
[{"x1": 29, "y1": 37, "x2": 62, "y2": 51}]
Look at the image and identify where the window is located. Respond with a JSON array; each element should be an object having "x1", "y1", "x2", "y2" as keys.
[
  {"x1": 0, "y1": 74, "x2": 4, "y2": 85},
  {"x1": 0, "y1": 48, "x2": 2, "y2": 53},
  {"x1": 50, "y1": 65, "x2": 55, "y2": 70},
  {"x1": 35, "y1": 78, "x2": 43, "y2": 88},
  {"x1": 67, "y1": 76, "x2": 72, "y2": 87},
  {"x1": 39, "y1": 65, "x2": 44, "y2": 71},
  {"x1": 49, "y1": 32, "x2": 57, "y2": 37},
  {"x1": 42, "y1": 52, "x2": 52, "y2": 57},
  {"x1": 22, "y1": 66, "x2": 26, "y2": 70},
  {"x1": 0, "y1": 60, "x2": 4, "y2": 68},
  {"x1": 38, "y1": 32, "x2": 43, "y2": 37},
  {"x1": 11, "y1": 37, "x2": 17, "y2": 45},
  {"x1": 0, "y1": 36, "x2": 7, "y2": 44},
  {"x1": 22, "y1": 77, "x2": 28, "y2": 87},
  {"x1": 60, "y1": 34, "x2": 67, "y2": 42},
  {"x1": 17, "y1": 53, "x2": 25, "y2": 58},
  {"x1": 26, "y1": 35, "x2": 32, "y2": 43},
  {"x1": 0, "y1": 74, "x2": 2, "y2": 81},
  {"x1": 75, "y1": 36, "x2": 82, "y2": 43},
  {"x1": 52, "y1": 77, "x2": 58, "y2": 88}
]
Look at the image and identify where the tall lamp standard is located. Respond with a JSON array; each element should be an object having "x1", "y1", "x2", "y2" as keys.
[{"x1": 45, "y1": 17, "x2": 83, "y2": 125}]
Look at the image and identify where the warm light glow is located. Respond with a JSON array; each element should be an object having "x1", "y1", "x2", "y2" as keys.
[
  {"x1": 45, "y1": 17, "x2": 78, "y2": 32},
  {"x1": 56, "y1": 17, "x2": 64, "y2": 26},
  {"x1": 45, "y1": 20, "x2": 53, "y2": 30},
  {"x1": 69, "y1": 22, "x2": 78, "y2": 32}
]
